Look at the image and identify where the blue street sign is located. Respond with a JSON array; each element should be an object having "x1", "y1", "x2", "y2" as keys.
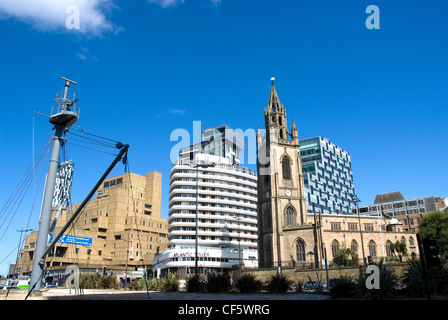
[{"x1": 50, "y1": 234, "x2": 92, "y2": 246}]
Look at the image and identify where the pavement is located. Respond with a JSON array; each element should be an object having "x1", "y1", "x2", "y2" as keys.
[{"x1": 2, "y1": 288, "x2": 331, "y2": 300}]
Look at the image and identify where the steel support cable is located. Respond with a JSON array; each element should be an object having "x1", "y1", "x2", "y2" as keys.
[
  {"x1": 0, "y1": 130, "x2": 52, "y2": 222},
  {"x1": 128, "y1": 161, "x2": 150, "y2": 299},
  {"x1": 67, "y1": 135, "x2": 116, "y2": 149},
  {"x1": 0, "y1": 138, "x2": 52, "y2": 240},
  {"x1": 0, "y1": 139, "x2": 50, "y2": 227},
  {"x1": 67, "y1": 141, "x2": 119, "y2": 156},
  {"x1": 24, "y1": 138, "x2": 54, "y2": 233},
  {"x1": 68, "y1": 131, "x2": 117, "y2": 149},
  {"x1": 71, "y1": 127, "x2": 121, "y2": 145}
]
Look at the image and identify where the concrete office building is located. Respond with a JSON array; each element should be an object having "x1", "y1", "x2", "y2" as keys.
[
  {"x1": 16, "y1": 171, "x2": 169, "y2": 284},
  {"x1": 355, "y1": 191, "x2": 437, "y2": 233},
  {"x1": 153, "y1": 126, "x2": 258, "y2": 277}
]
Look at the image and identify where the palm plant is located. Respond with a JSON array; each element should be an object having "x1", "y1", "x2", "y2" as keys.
[
  {"x1": 333, "y1": 248, "x2": 358, "y2": 266},
  {"x1": 267, "y1": 273, "x2": 294, "y2": 293},
  {"x1": 391, "y1": 241, "x2": 407, "y2": 262},
  {"x1": 353, "y1": 263, "x2": 399, "y2": 299},
  {"x1": 185, "y1": 274, "x2": 207, "y2": 292},
  {"x1": 235, "y1": 273, "x2": 263, "y2": 293}
]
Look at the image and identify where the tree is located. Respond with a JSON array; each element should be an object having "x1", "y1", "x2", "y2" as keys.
[
  {"x1": 419, "y1": 210, "x2": 448, "y2": 260},
  {"x1": 391, "y1": 241, "x2": 407, "y2": 262},
  {"x1": 333, "y1": 248, "x2": 358, "y2": 266}
]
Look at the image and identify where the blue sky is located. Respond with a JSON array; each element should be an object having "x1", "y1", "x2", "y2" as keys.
[{"x1": 0, "y1": 0, "x2": 447, "y2": 276}]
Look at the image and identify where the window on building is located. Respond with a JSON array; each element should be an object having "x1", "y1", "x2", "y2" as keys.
[
  {"x1": 296, "y1": 239, "x2": 306, "y2": 262},
  {"x1": 368, "y1": 240, "x2": 376, "y2": 257},
  {"x1": 386, "y1": 241, "x2": 393, "y2": 257},
  {"x1": 282, "y1": 156, "x2": 291, "y2": 180},
  {"x1": 331, "y1": 240, "x2": 340, "y2": 257},
  {"x1": 331, "y1": 222, "x2": 341, "y2": 231},
  {"x1": 284, "y1": 206, "x2": 295, "y2": 226},
  {"x1": 351, "y1": 240, "x2": 358, "y2": 254},
  {"x1": 348, "y1": 223, "x2": 358, "y2": 231}
]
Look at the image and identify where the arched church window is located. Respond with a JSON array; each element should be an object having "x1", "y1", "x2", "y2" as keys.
[
  {"x1": 284, "y1": 206, "x2": 295, "y2": 226},
  {"x1": 369, "y1": 240, "x2": 377, "y2": 257},
  {"x1": 351, "y1": 239, "x2": 358, "y2": 254},
  {"x1": 296, "y1": 239, "x2": 306, "y2": 262},
  {"x1": 282, "y1": 156, "x2": 291, "y2": 180},
  {"x1": 331, "y1": 240, "x2": 340, "y2": 257},
  {"x1": 386, "y1": 240, "x2": 393, "y2": 257}
]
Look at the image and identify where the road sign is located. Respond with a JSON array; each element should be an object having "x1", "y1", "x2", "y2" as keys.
[{"x1": 49, "y1": 234, "x2": 92, "y2": 246}]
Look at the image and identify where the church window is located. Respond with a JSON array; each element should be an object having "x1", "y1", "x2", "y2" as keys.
[
  {"x1": 296, "y1": 239, "x2": 306, "y2": 262},
  {"x1": 282, "y1": 156, "x2": 291, "y2": 180},
  {"x1": 386, "y1": 241, "x2": 393, "y2": 257},
  {"x1": 351, "y1": 239, "x2": 358, "y2": 254},
  {"x1": 331, "y1": 240, "x2": 340, "y2": 257},
  {"x1": 284, "y1": 206, "x2": 295, "y2": 226},
  {"x1": 368, "y1": 240, "x2": 377, "y2": 257}
]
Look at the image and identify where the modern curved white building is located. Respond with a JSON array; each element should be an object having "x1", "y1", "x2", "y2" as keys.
[{"x1": 153, "y1": 125, "x2": 258, "y2": 277}]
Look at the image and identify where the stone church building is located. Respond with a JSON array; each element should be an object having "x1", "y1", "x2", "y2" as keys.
[{"x1": 256, "y1": 80, "x2": 418, "y2": 268}]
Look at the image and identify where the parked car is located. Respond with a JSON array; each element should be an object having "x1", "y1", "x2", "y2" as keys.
[{"x1": 303, "y1": 280, "x2": 326, "y2": 292}]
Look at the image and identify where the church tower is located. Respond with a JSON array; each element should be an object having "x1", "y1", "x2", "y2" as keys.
[{"x1": 256, "y1": 78, "x2": 315, "y2": 268}]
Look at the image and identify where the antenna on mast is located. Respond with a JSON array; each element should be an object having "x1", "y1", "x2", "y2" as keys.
[{"x1": 50, "y1": 77, "x2": 79, "y2": 128}]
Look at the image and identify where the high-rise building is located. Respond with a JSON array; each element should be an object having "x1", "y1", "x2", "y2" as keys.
[
  {"x1": 179, "y1": 124, "x2": 243, "y2": 166},
  {"x1": 16, "y1": 171, "x2": 169, "y2": 284},
  {"x1": 153, "y1": 126, "x2": 258, "y2": 277},
  {"x1": 300, "y1": 137, "x2": 355, "y2": 215}
]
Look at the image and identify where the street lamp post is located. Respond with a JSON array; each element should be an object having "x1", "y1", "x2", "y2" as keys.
[
  {"x1": 350, "y1": 193, "x2": 366, "y2": 270},
  {"x1": 186, "y1": 162, "x2": 215, "y2": 275},
  {"x1": 233, "y1": 215, "x2": 242, "y2": 278},
  {"x1": 121, "y1": 239, "x2": 129, "y2": 286},
  {"x1": 15, "y1": 228, "x2": 32, "y2": 278}
]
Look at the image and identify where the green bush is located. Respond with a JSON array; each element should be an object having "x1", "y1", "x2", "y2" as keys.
[
  {"x1": 79, "y1": 273, "x2": 119, "y2": 289},
  {"x1": 401, "y1": 260, "x2": 448, "y2": 297},
  {"x1": 293, "y1": 280, "x2": 304, "y2": 293},
  {"x1": 267, "y1": 273, "x2": 293, "y2": 293},
  {"x1": 206, "y1": 273, "x2": 231, "y2": 293},
  {"x1": 235, "y1": 274, "x2": 263, "y2": 293},
  {"x1": 186, "y1": 274, "x2": 207, "y2": 292},
  {"x1": 329, "y1": 275, "x2": 357, "y2": 298},
  {"x1": 160, "y1": 273, "x2": 179, "y2": 292},
  {"x1": 129, "y1": 278, "x2": 148, "y2": 291},
  {"x1": 149, "y1": 278, "x2": 161, "y2": 291}
]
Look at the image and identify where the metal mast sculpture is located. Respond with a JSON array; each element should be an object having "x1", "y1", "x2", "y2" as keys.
[{"x1": 29, "y1": 77, "x2": 79, "y2": 293}]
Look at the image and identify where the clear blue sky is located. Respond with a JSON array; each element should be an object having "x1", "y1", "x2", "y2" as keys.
[{"x1": 0, "y1": 0, "x2": 447, "y2": 276}]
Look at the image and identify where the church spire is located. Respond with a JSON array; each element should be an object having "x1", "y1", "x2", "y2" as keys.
[{"x1": 268, "y1": 77, "x2": 282, "y2": 112}]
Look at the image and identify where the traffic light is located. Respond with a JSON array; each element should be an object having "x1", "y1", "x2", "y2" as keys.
[
  {"x1": 422, "y1": 238, "x2": 441, "y2": 268},
  {"x1": 366, "y1": 255, "x2": 372, "y2": 265},
  {"x1": 102, "y1": 266, "x2": 108, "y2": 275}
]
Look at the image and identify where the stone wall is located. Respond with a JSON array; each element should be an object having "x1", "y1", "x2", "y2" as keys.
[{"x1": 234, "y1": 263, "x2": 407, "y2": 283}]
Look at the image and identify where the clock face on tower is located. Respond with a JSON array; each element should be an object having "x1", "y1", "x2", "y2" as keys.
[{"x1": 285, "y1": 189, "x2": 291, "y2": 197}]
